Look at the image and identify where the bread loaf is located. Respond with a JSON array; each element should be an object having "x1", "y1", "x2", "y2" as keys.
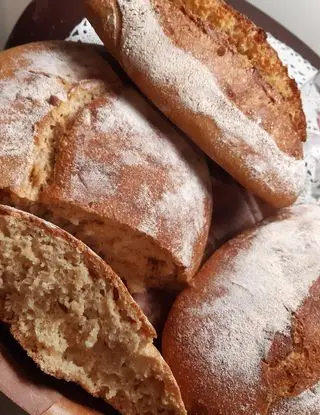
[
  {"x1": 0, "y1": 205, "x2": 186, "y2": 414},
  {"x1": 163, "y1": 204, "x2": 320, "y2": 414},
  {"x1": 271, "y1": 382, "x2": 320, "y2": 414},
  {"x1": 0, "y1": 41, "x2": 212, "y2": 294},
  {"x1": 85, "y1": 0, "x2": 306, "y2": 208}
]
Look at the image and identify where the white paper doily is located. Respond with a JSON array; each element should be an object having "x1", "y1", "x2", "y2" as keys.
[
  {"x1": 67, "y1": 18, "x2": 103, "y2": 46},
  {"x1": 67, "y1": 19, "x2": 320, "y2": 203}
]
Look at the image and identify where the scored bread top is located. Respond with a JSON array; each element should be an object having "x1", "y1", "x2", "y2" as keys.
[
  {"x1": 0, "y1": 41, "x2": 212, "y2": 291},
  {"x1": 42, "y1": 87, "x2": 211, "y2": 271},
  {"x1": 163, "y1": 204, "x2": 320, "y2": 414},
  {"x1": 175, "y1": 0, "x2": 304, "y2": 131},
  {"x1": 86, "y1": 0, "x2": 306, "y2": 207},
  {"x1": 0, "y1": 41, "x2": 120, "y2": 192}
]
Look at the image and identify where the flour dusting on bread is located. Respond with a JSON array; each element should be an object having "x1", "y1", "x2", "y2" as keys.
[
  {"x1": 271, "y1": 382, "x2": 320, "y2": 414},
  {"x1": 0, "y1": 73, "x2": 65, "y2": 159},
  {"x1": 116, "y1": 0, "x2": 305, "y2": 197},
  {"x1": 23, "y1": 48, "x2": 105, "y2": 81},
  {"x1": 184, "y1": 205, "x2": 320, "y2": 387},
  {"x1": 0, "y1": 41, "x2": 211, "y2": 293},
  {"x1": 68, "y1": 88, "x2": 209, "y2": 267},
  {"x1": 0, "y1": 43, "x2": 112, "y2": 188}
]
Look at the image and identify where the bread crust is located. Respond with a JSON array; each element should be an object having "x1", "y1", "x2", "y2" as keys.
[
  {"x1": 174, "y1": 0, "x2": 305, "y2": 139},
  {"x1": 162, "y1": 204, "x2": 320, "y2": 414},
  {"x1": 85, "y1": 0, "x2": 306, "y2": 208},
  {"x1": 0, "y1": 40, "x2": 212, "y2": 293},
  {"x1": 0, "y1": 41, "x2": 120, "y2": 192},
  {"x1": 0, "y1": 204, "x2": 186, "y2": 414}
]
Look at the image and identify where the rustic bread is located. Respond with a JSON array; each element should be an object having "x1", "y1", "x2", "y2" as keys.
[
  {"x1": 163, "y1": 204, "x2": 320, "y2": 414},
  {"x1": 270, "y1": 382, "x2": 320, "y2": 414},
  {"x1": 0, "y1": 41, "x2": 212, "y2": 294},
  {"x1": 85, "y1": 0, "x2": 306, "y2": 208},
  {"x1": 0, "y1": 205, "x2": 186, "y2": 415}
]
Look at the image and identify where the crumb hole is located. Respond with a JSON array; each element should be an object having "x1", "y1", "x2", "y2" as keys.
[{"x1": 217, "y1": 46, "x2": 226, "y2": 56}]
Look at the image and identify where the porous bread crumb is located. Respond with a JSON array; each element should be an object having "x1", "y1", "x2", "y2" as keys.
[{"x1": 0, "y1": 208, "x2": 186, "y2": 415}]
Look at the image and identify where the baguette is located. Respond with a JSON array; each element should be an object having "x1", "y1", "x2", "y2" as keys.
[{"x1": 85, "y1": 0, "x2": 306, "y2": 208}]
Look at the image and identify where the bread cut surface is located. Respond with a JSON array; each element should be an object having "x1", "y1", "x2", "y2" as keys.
[
  {"x1": 86, "y1": 0, "x2": 306, "y2": 208},
  {"x1": 163, "y1": 204, "x2": 320, "y2": 414},
  {"x1": 0, "y1": 41, "x2": 212, "y2": 294},
  {"x1": 0, "y1": 205, "x2": 186, "y2": 415}
]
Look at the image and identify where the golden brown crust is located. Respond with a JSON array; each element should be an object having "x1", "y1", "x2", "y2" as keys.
[
  {"x1": 174, "y1": 0, "x2": 306, "y2": 141},
  {"x1": 85, "y1": 0, "x2": 306, "y2": 208},
  {"x1": 263, "y1": 279, "x2": 320, "y2": 401},
  {"x1": 41, "y1": 92, "x2": 212, "y2": 286},
  {"x1": 0, "y1": 40, "x2": 212, "y2": 293},
  {"x1": 162, "y1": 205, "x2": 320, "y2": 414},
  {"x1": 0, "y1": 41, "x2": 120, "y2": 194}
]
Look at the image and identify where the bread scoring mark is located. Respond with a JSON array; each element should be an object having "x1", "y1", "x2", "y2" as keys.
[
  {"x1": 0, "y1": 72, "x2": 66, "y2": 158},
  {"x1": 0, "y1": 44, "x2": 109, "y2": 191},
  {"x1": 180, "y1": 205, "x2": 320, "y2": 409},
  {"x1": 264, "y1": 272, "x2": 320, "y2": 405},
  {"x1": 22, "y1": 48, "x2": 101, "y2": 81},
  {"x1": 116, "y1": 0, "x2": 305, "y2": 196},
  {"x1": 0, "y1": 69, "x2": 67, "y2": 191}
]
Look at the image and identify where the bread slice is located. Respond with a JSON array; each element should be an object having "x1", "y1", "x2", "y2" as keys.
[
  {"x1": 85, "y1": 0, "x2": 306, "y2": 208},
  {"x1": 0, "y1": 41, "x2": 212, "y2": 294},
  {"x1": 0, "y1": 205, "x2": 186, "y2": 415}
]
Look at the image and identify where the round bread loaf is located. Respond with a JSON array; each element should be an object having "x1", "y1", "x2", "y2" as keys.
[
  {"x1": 0, "y1": 41, "x2": 212, "y2": 294},
  {"x1": 0, "y1": 205, "x2": 186, "y2": 414},
  {"x1": 85, "y1": 0, "x2": 306, "y2": 208},
  {"x1": 163, "y1": 204, "x2": 320, "y2": 414}
]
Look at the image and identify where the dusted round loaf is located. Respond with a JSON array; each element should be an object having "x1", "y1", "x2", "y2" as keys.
[
  {"x1": 0, "y1": 41, "x2": 212, "y2": 294},
  {"x1": 163, "y1": 204, "x2": 320, "y2": 414}
]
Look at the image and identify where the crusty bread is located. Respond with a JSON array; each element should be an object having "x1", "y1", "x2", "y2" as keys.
[
  {"x1": 270, "y1": 382, "x2": 320, "y2": 414},
  {"x1": 85, "y1": 0, "x2": 306, "y2": 208},
  {"x1": 0, "y1": 41, "x2": 212, "y2": 294},
  {"x1": 0, "y1": 205, "x2": 186, "y2": 415},
  {"x1": 163, "y1": 204, "x2": 320, "y2": 414}
]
